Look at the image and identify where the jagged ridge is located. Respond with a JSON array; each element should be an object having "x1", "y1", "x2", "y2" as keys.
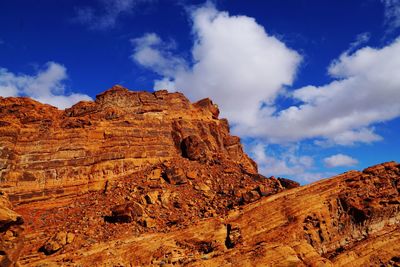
[{"x1": 0, "y1": 85, "x2": 257, "y2": 203}]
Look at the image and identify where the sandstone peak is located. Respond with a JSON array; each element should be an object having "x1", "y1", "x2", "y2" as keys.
[
  {"x1": 95, "y1": 84, "x2": 134, "y2": 102},
  {"x1": 0, "y1": 86, "x2": 258, "y2": 204}
]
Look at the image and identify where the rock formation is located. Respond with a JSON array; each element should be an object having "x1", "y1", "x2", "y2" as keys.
[
  {"x1": 0, "y1": 86, "x2": 398, "y2": 266},
  {"x1": 0, "y1": 85, "x2": 257, "y2": 204},
  {"x1": 0, "y1": 191, "x2": 24, "y2": 266}
]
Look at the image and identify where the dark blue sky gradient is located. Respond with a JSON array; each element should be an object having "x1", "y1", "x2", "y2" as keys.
[
  {"x1": 0, "y1": 0, "x2": 394, "y2": 95},
  {"x1": 0, "y1": 0, "x2": 399, "y2": 183}
]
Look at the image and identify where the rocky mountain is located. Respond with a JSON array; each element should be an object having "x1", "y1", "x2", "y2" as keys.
[
  {"x1": 0, "y1": 86, "x2": 399, "y2": 266},
  {"x1": 0, "y1": 85, "x2": 258, "y2": 203}
]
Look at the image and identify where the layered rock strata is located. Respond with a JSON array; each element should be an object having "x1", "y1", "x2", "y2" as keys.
[
  {"x1": 0, "y1": 87, "x2": 398, "y2": 266},
  {"x1": 0, "y1": 85, "x2": 256, "y2": 203},
  {"x1": 22, "y1": 162, "x2": 400, "y2": 266}
]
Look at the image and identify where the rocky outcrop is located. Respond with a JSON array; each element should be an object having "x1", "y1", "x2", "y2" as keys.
[
  {"x1": 0, "y1": 85, "x2": 256, "y2": 204},
  {"x1": 40, "y1": 231, "x2": 75, "y2": 255},
  {"x1": 0, "y1": 191, "x2": 24, "y2": 266},
  {"x1": 13, "y1": 155, "x2": 288, "y2": 265},
  {"x1": 23, "y1": 162, "x2": 400, "y2": 266},
  {"x1": 0, "y1": 87, "x2": 398, "y2": 266},
  {"x1": 0, "y1": 86, "x2": 294, "y2": 265}
]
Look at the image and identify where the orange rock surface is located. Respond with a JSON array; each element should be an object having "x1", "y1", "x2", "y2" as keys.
[
  {"x1": 0, "y1": 85, "x2": 257, "y2": 203},
  {"x1": 0, "y1": 86, "x2": 399, "y2": 266},
  {"x1": 0, "y1": 191, "x2": 24, "y2": 266}
]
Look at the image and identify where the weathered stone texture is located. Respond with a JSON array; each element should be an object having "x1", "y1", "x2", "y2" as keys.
[
  {"x1": 0, "y1": 85, "x2": 255, "y2": 203},
  {"x1": 1, "y1": 87, "x2": 398, "y2": 266},
  {"x1": 14, "y1": 162, "x2": 400, "y2": 267}
]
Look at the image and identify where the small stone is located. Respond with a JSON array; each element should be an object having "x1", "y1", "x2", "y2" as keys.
[
  {"x1": 148, "y1": 168, "x2": 162, "y2": 180},
  {"x1": 224, "y1": 168, "x2": 235, "y2": 173},
  {"x1": 186, "y1": 170, "x2": 198, "y2": 180},
  {"x1": 145, "y1": 191, "x2": 159, "y2": 204},
  {"x1": 160, "y1": 191, "x2": 171, "y2": 207},
  {"x1": 4, "y1": 230, "x2": 15, "y2": 241},
  {"x1": 257, "y1": 185, "x2": 275, "y2": 197},
  {"x1": 142, "y1": 217, "x2": 156, "y2": 228},
  {"x1": 197, "y1": 183, "x2": 211, "y2": 192},
  {"x1": 66, "y1": 233, "x2": 75, "y2": 244}
]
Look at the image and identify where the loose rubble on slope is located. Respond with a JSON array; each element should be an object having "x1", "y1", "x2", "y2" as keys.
[
  {"x1": 0, "y1": 191, "x2": 24, "y2": 266},
  {"x1": 0, "y1": 86, "x2": 398, "y2": 266}
]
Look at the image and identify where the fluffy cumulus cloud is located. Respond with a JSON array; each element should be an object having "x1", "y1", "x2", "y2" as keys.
[
  {"x1": 131, "y1": 2, "x2": 400, "y2": 181},
  {"x1": 323, "y1": 154, "x2": 359, "y2": 168},
  {"x1": 74, "y1": 0, "x2": 152, "y2": 30},
  {"x1": 244, "y1": 37, "x2": 400, "y2": 145},
  {"x1": 131, "y1": 3, "x2": 302, "y2": 127},
  {"x1": 0, "y1": 62, "x2": 92, "y2": 109},
  {"x1": 132, "y1": 3, "x2": 400, "y2": 146}
]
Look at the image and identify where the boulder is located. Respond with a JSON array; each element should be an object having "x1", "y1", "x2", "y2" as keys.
[
  {"x1": 145, "y1": 191, "x2": 159, "y2": 205},
  {"x1": 193, "y1": 98, "x2": 220, "y2": 119},
  {"x1": 277, "y1": 177, "x2": 300, "y2": 189},
  {"x1": 147, "y1": 168, "x2": 163, "y2": 181},
  {"x1": 41, "y1": 231, "x2": 74, "y2": 255},
  {"x1": 240, "y1": 190, "x2": 261, "y2": 204},
  {"x1": 107, "y1": 202, "x2": 145, "y2": 223},
  {"x1": 181, "y1": 135, "x2": 211, "y2": 161},
  {"x1": 164, "y1": 167, "x2": 187, "y2": 185}
]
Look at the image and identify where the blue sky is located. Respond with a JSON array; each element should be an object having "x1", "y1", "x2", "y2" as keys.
[{"x1": 1, "y1": 0, "x2": 400, "y2": 184}]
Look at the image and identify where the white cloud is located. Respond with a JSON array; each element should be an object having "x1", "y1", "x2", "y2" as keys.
[
  {"x1": 132, "y1": 3, "x2": 400, "y2": 146},
  {"x1": 131, "y1": 2, "x2": 302, "y2": 127},
  {"x1": 131, "y1": 33, "x2": 187, "y2": 77},
  {"x1": 381, "y1": 0, "x2": 400, "y2": 32},
  {"x1": 0, "y1": 62, "x2": 92, "y2": 109},
  {"x1": 314, "y1": 128, "x2": 382, "y2": 146},
  {"x1": 74, "y1": 0, "x2": 152, "y2": 30},
  {"x1": 131, "y1": 2, "x2": 400, "y2": 180},
  {"x1": 235, "y1": 37, "x2": 400, "y2": 145},
  {"x1": 247, "y1": 142, "x2": 330, "y2": 183},
  {"x1": 323, "y1": 154, "x2": 359, "y2": 168}
]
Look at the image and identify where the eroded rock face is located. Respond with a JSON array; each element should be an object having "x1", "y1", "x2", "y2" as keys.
[
  {"x1": 0, "y1": 87, "x2": 398, "y2": 266},
  {"x1": 0, "y1": 85, "x2": 256, "y2": 203},
  {"x1": 20, "y1": 162, "x2": 399, "y2": 267},
  {"x1": 215, "y1": 162, "x2": 400, "y2": 266},
  {"x1": 0, "y1": 191, "x2": 24, "y2": 267},
  {"x1": 0, "y1": 87, "x2": 293, "y2": 265}
]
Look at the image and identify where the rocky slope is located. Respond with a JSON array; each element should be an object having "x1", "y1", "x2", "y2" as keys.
[
  {"x1": 0, "y1": 86, "x2": 399, "y2": 266},
  {"x1": 0, "y1": 85, "x2": 258, "y2": 204},
  {"x1": 15, "y1": 162, "x2": 399, "y2": 267},
  {"x1": 0, "y1": 191, "x2": 24, "y2": 266}
]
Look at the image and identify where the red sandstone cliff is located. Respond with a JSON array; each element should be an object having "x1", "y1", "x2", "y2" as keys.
[
  {"x1": 0, "y1": 86, "x2": 398, "y2": 266},
  {"x1": 0, "y1": 85, "x2": 258, "y2": 203}
]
